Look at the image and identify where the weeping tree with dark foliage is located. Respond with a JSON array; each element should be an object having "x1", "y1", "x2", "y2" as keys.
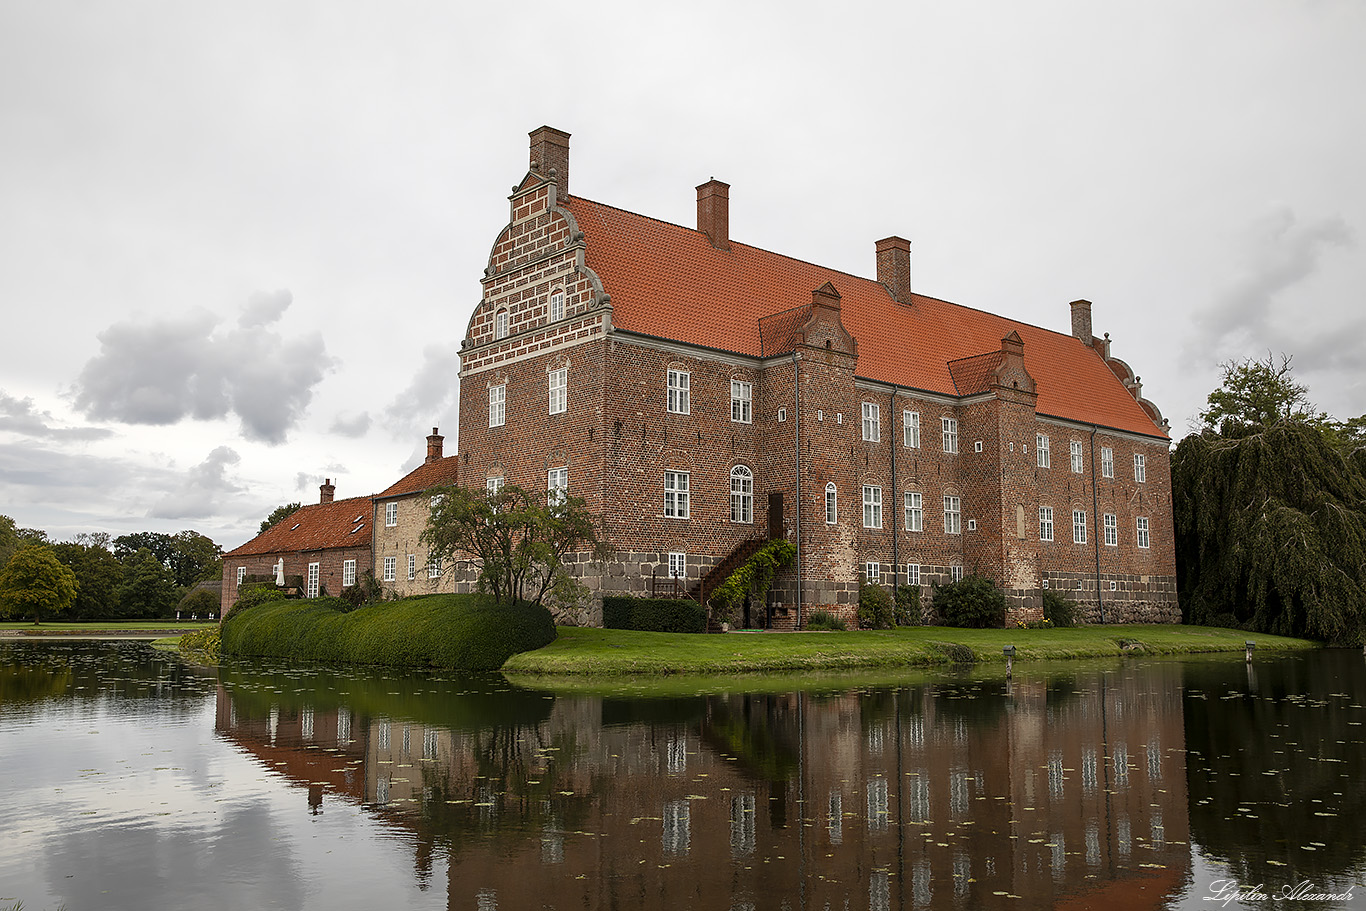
[{"x1": 1174, "y1": 355, "x2": 1366, "y2": 646}]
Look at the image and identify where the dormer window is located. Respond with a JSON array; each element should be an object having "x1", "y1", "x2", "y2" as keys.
[{"x1": 494, "y1": 310, "x2": 509, "y2": 339}]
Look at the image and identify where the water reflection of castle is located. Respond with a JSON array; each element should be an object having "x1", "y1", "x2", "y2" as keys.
[{"x1": 216, "y1": 667, "x2": 1190, "y2": 910}]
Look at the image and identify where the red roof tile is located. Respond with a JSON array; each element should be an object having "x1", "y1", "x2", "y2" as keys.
[
  {"x1": 226, "y1": 496, "x2": 372, "y2": 557},
  {"x1": 376, "y1": 456, "x2": 460, "y2": 500},
  {"x1": 569, "y1": 198, "x2": 1166, "y2": 438}
]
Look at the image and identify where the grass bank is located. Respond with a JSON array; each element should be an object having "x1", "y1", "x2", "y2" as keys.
[
  {"x1": 1, "y1": 620, "x2": 218, "y2": 639},
  {"x1": 502, "y1": 623, "x2": 1318, "y2": 678},
  {"x1": 220, "y1": 593, "x2": 554, "y2": 670}
]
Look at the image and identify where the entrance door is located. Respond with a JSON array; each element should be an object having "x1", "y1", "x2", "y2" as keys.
[{"x1": 768, "y1": 492, "x2": 783, "y2": 540}]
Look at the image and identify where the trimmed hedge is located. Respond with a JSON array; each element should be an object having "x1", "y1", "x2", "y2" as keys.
[
  {"x1": 602, "y1": 596, "x2": 706, "y2": 633},
  {"x1": 220, "y1": 593, "x2": 555, "y2": 670}
]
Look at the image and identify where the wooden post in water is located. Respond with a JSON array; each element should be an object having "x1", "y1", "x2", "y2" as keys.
[
  {"x1": 1004, "y1": 644, "x2": 1015, "y2": 679},
  {"x1": 1245, "y1": 640, "x2": 1255, "y2": 663}
]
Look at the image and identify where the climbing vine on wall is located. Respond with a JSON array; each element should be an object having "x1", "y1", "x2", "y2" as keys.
[{"x1": 708, "y1": 539, "x2": 796, "y2": 623}]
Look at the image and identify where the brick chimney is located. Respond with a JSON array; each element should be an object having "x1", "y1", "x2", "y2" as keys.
[
  {"x1": 696, "y1": 180, "x2": 730, "y2": 250},
  {"x1": 529, "y1": 126, "x2": 571, "y2": 198},
  {"x1": 426, "y1": 427, "x2": 444, "y2": 463},
  {"x1": 319, "y1": 478, "x2": 335, "y2": 504},
  {"x1": 875, "y1": 236, "x2": 912, "y2": 304},
  {"x1": 1070, "y1": 299, "x2": 1093, "y2": 343}
]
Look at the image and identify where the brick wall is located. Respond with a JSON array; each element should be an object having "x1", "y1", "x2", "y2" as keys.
[{"x1": 221, "y1": 545, "x2": 372, "y2": 617}]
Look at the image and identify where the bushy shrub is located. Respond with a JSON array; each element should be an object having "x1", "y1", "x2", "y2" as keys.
[
  {"x1": 805, "y1": 609, "x2": 847, "y2": 631},
  {"x1": 220, "y1": 593, "x2": 555, "y2": 670},
  {"x1": 602, "y1": 596, "x2": 706, "y2": 633},
  {"x1": 1042, "y1": 588, "x2": 1079, "y2": 627},
  {"x1": 178, "y1": 626, "x2": 221, "y2": 660},
  {"x1": 857, "y1": 582, "x2": 894, "y2": 629},
  {"x1": 932, "y1": 574, "x2": 1007, "y2": 628},
  {"x1": 177, "y1": 587, "x2": 219, "y2": 616},
  {"x1": 894, "y1": 584, "x2": 921, "y2": 626},
  {"x1": 232, "y1": 584, "x2": 288, "y2": 614}
]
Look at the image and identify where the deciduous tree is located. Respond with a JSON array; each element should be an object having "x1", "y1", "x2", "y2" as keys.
[
  {"x1": 0, "y1": 544, "x2": 79, "y2": 622},
  {"x1": 421, "y1": 485, "x2": 604, "y2": 607},
  {"x1": 259, "y1": 502, "x2": 302, "y2": 534}
]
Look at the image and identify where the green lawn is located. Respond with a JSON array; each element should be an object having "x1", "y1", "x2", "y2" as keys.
[
  {"x1": 0, "y1": 620, "x2": 218, "y2": 635},
  {"x1": 502, "y1": 624, "x2": 1319, "y2": 678}
]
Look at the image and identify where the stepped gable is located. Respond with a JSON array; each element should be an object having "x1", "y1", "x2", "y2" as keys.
[
  {"x1": 226, "y1": 496, "x2": 372, "y2": 557},
  {"x1": 377, "y1": 456, "x2": 461, "y2": 500},
  {"x1": 567, "y1": 197, "x2": 1166, "y2": 439}
]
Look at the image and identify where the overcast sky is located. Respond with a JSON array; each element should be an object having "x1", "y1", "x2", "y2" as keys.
[{"x1": 2, "y1": 0, "x2": 1363, "y2": 551}]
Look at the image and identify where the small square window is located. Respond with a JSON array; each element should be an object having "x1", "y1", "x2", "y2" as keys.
[
  {"x1": 777, "y1": 407, "x2": 787, "y2": 422},
  {"x1": 837, "y1": 412, "x2": 843, "y2": 424},
  {"x1": 973, "y1": 440, "x2": 983, "y2": 453},
  {"x1": 1042, "y1": 578, "x2": 1050, "y2": 590},
  {"x1": 1109, "y1": 580, "x2": 1118, "y2": 591},
  {"x1": 967, "y1": 518, "x2": 977, "y2": 532}
]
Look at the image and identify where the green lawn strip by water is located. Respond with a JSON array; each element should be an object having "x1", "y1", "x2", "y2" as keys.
[
  {"x1": 502, "y1": 624, "x2": 1319, "y2": 677},
  {"x1": 0, "y1": 620, "x2": 218, "y2": 636}
]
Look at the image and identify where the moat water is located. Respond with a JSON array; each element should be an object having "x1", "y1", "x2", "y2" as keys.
[{"x1": 0, "y1": 640, "x2": 1362, "y2": 910}]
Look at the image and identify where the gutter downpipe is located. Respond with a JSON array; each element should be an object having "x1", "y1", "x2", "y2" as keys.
[
  {"x1": 1090, "y1": 424, "x2": 1105, "y2": 623},
  {"x1": 890, "y1": 386, "x2": 899, "y2": 590},
  {"x1": 794, "y1": 352, "x2": 803, "y2": 629}
]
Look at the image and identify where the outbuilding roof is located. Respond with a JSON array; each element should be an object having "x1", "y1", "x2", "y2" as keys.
[
  {"x1": 568, "y1": 198, "x2": 1166, "y2": 438},
  {"x1": 225, "y1": 496, "x2": 372, "y2": 557},
  {"x1": 376, "y1": 455, "x2": 461, "y2": 500}
]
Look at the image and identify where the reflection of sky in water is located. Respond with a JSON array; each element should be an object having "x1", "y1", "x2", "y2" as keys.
[{"x1": 2, "y1": 642, "x2": 1363, "y2": 911}]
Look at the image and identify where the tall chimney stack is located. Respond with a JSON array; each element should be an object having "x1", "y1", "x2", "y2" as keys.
[
  {"x1": 875, "y1": 236, "x2": 912, "y2": 304},
  {"x1": 696, "y1": 180, "x2": 730, "y2": 250},
  {"x1": 426, "y1": 427, "x2": 444, "y2": 463},
  {"x1": 529, "y1": 126, "x2": 571, "y2": 198},
  {"x1": 319, "y1": 478, "x2": 335, "y2": 504},
  {"x1": 1070, "y1": 299, "x2": 1093, "y2": 344}
]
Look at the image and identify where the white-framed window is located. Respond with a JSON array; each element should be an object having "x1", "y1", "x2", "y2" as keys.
[
  {"x1": 385, "y1": 501, "x2": 398, "y2": 527},
  {"x1": 549, "y1": 366, "x2": 567, "y2": 415},
  {"x1": 549, "y1": 290, "x2": 565, "y2": 322},
  {"x1": 862, "y1": 402, "x2": 880, "y2": 442},
  {"x1": 668, "y1": 552, "x2": 687, "y2": 579},
  {"x1": 494, "y1": 309, "x2": 508, "y2": 339},
  {"x1": 903, "y1": 410, "x2": 921, "y2": 448},
  {"x1": 866, "y1": 561, "x2": 880, "y2": 583},
  {"x1": 407, "y1": 554, "x2": 416, "y2": 581},
  {"x1": 486, "y1": 476, "x2": 504, "y2": 495},
  {"x1": 862, "y1": 485, "x2": 883, "y2": 529},
  {"x1": 428, "y1": 556, "x2": 442, "y2": 580},
  {"x1": 730, "y1": 465, "x2": 753, "y2": 523},
  {"x1": 1104, "y1": 513, "x2": 1118, "y2": 546},
  {"x1": 907, "y1": 563, "x2": 921, "y2": 586},
  {"x1": 1037, "y1": 434, "x2": 1050, "y2": 468},
  {"x1": 667, "y1": 369, "x2": 690, "y2": 414},
  {"x1": 942, "y1": 417, "x2": 959, "y2": 453},
  {"x1": 1136, "y1": 516, "x2": 1150, "y2": 549},
  {"x1": 1073, "y1": 510, "x2": 1088, "y2": 544},
  {"x1": 236, "y1": 566, "x2": 246, "y2": 585},
  {"x1": 825, "y1": 482, "x2": 837, "y2": 525},
  {"x1": 967, "y1": 518, "x2": 977, "y2": 531},
  {"x1": 974, "y1": 440, "x2": 983, "y2": 453},
  {"x1": 731, "y1": 381, "x2": 752, "y2": 423},
  {"x1": 1101, "y1": 446, "x2": 1114, "y2": 478},
  {"x1": 904, "y1": 491, "x2": 923, "y2": 532},
  {"x1": 665, "y1": 470, "x2": 690, "y2": 519},
  {"x1": 383, "y1": 556, "x2": 396, "y2": 582},
  {"x1": 1134, "y1": 453, "x2": 1147, "y2": 483},
  {"x1": 777, "y1": 407, "x2": 787, "y2": 422},
  {"x1": 306, "y1": 562, "x2": 319, "y2": 598},
  {"x1": 342, "y1": 559, "x2": 356, "y2": 587},
  {"x1": 488, "y1": 384, "x2": 505, "y2": 428},
  {"x1": 1039, "y1": 507, "x2": 1055, "y2": 541},
  {"x1": 548, "y1": 466, "x2": 568, "y2": 506},
  {"x1": 1071, "y1": 441, "x2": 1084, "y2": 473},
  {"x1": 951, "y1": 564, "x2": 964, "y2": 583},
  {"x1": 944, "y1": 495, "x2": 962, "y2": 535}
]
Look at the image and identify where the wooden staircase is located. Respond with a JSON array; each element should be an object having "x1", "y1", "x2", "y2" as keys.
[{"x1": 689, "y1": 537, "x2": 767, "y2": 610}]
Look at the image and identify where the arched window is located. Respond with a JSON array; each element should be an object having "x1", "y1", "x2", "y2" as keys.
[
  {"x1": 825, "y1": 482, "x2": 837, "y2": 524},
  {"x1": 730, "y1": 465, "x2": 753, "y2": 524},
  {"x1": 494, "y1": 309, "x2": 509, "y2": 339}
]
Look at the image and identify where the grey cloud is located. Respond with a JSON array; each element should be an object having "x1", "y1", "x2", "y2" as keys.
[
  {"x1": 72, "y1": 291, "x2": 335, "y2": 443},
  {"x1": 237, "y1": 288, "x2": 293, "y2": 329},
  {"x1": 1188, "y1": 209, "x2": 1353, "y2": 362},
  {"x1": 0, "y1": 390, "x2": 113, "y2": 441},
  {"x1": 383, "y1": 342, "x2": 460, "y2": 429},
  {"x1": 147, "y1": 446, "x2": 243, "y2": 519},
  {"x1": 329, "y1": 410, "x2": 372, "y2": 437}
]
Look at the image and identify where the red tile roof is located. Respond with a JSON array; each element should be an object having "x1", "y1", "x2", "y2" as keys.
[
  {"x1": 376, "y1": 456, "x2": 460, "y2": 500},
  {"x1": 226, "y1": 496, "x2": 372, "y2": 557},
  {"x1": 569, "y1": 198, "x2": 1166, "y2": 438}
]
